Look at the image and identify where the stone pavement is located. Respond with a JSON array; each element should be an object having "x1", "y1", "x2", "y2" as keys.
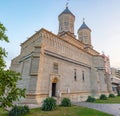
[
  {"x1": 27, "y1": 104, "x2": 42, "y2": 109},
  {"x1": 72, "y1": 102, "x2": 120, "y2": 116}
]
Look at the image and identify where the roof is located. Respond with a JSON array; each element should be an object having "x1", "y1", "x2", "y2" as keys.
[
  {"x1": 78, "y1": 21, "x2": 91, "y2": 31},
  {"x1": 59, "y1": 7, "x2": 75, "y2": 17}
]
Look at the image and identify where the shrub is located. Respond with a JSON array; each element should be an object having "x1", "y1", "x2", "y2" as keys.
[
  {"x1": 42, "y1": 97, "x2": 56, "y2": 111},
  {"x1": 118, "y1": 92, "x2": 120, "y2": 96},
  {"x1": 23, "y1": 105, "x2": 30, "y2": 114},
  {"x1": 100, "y1": 94, "x2": 107, "y2": 100},
  {"x1": 109, "y1": 94, "x2": 115, "y2": 98},
  {"x1": 9, "y1": 105, "x2": 29, "y2": 116},
  {"x1": 61, "y1": 98, "x2": 71, "y2": 107},
  {"x1": 86, "y1": 96, "x2": 96, "y2": 102}
]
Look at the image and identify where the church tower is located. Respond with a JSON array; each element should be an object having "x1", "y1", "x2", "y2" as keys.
[
  {"x1": 58, "y1": 6, "x2": 75, "y2": 36},
  {"x1": 78, "y1": 20, "x2": 92, "y2": 48}
]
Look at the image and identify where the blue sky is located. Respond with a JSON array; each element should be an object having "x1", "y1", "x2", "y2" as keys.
[{"x1": 0, "y1": 0, "x2": 120, "y2": 68}]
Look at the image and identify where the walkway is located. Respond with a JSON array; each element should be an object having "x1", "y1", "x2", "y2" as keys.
[{"x1": 73, "y1": 102, "x2": 120, "y2": 116}]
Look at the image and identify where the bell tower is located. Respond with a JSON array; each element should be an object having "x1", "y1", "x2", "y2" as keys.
[
  {"x1": 78, "y1": 20, "x2": 92, "y2": 48},
  {"x1": 58, "y1": 6, "x2": 75, "y2": 36}
]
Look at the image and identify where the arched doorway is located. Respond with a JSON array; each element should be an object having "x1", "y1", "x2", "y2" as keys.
[
  {"x1": 52, "y1": 83, "x2": 56, "y2": 97},
  {"x1": 51, "y1": 77, "x2": 58, "y2": 97}
]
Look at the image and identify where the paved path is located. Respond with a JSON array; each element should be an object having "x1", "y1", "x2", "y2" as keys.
[{"x1": 73, "y1": 102, "x2": 120, "y2": 116}]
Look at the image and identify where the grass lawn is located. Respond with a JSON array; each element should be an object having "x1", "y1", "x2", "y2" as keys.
[
  {"x1": 0, "y1": 108, "x2": 8, "y2": 116},
  {"x1": 25, "y1": 106, "x2": 111, "y2": 116},
  {"x1": 95, "y1": 96, "x2": 120, "y2": 103},
  {"x1": 0, "y1": 106, "x2": 111, "y2": 116}
]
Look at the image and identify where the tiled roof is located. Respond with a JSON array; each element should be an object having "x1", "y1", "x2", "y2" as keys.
[
  {"x1": 59, "y1": 7, "x2": 75, "y2": 17},
  {"x1": 78, "y1": 21, "x2": 91, "y2": 31}
]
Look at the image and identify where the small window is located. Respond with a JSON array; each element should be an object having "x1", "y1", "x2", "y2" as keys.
[
  {"x1": 74, "y1": 69, "x2": 77, "y2": 81},
  {"x1": 64, "y1": 22, "x2": 69, "y2": 26},
  {"x1": 82, "y1": 71, "x2": 84, "y2": 81},
  {"x1": 53, "y1": 63, "x2": 58, "y2": 73}
]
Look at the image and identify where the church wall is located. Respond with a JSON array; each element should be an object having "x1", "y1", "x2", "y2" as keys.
[
  {"x1": 42, "y1": 31, "x2": 93, "y2": 67},
  {"x1": 93, "y1": 55, "x2": 104, "y2": 68},
  {"x1": 10, "y1": 56, "x2": 31, "y2": 93},
  {"x1": 89, "y1": 67, "x2": 99, "y2": 97},
  {"x1": 21, "y1": 58, "x2": 31, "y2": 78},
  {"x1": 12, "y1": 54, "x2": 40, "y2": 96},
  {"x1": 10, "y1": 55, "x2": 21, "y2": 73},
  {"x1": 10, "y1": 30, "x2": 42, "y2": 95},
  {"x1": 10, "y1": 31, "x2": 43, "y2": 92},
  {"x1": 20, "y1": 31, "x2": 42, "y2": 58},
  {"x1": 20, "y1": 54, "x2": 40, "y2": 93},
  {"x1": 98, "y1": 70, "x2": 108, "y2": 93},
  {"x1": 30, "y1": 57, "x2": 40, "y2": 75},
  {"x1": 40, "y1": 53, "x2": 93, "y2": 101},
  {"x1": 19, "y1": 58, "x2": 31, "y2": 93},
  {"x1": 91, "y1": 55, "x2": 109, "y2": 95}
]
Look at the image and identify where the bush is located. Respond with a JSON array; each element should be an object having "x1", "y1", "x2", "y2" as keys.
[
  {"x1": 100, "y1": 94, "x2": 107, "y2": 100},
  {"x1": 42, "y1": 97, "x2": 56, "y2": 111},
  {"x1": 86, "y1": 96, "x2": 96, "y2": 102},
  {"x1": 9, "y1": 105, "x2": 29, "y2": 116},
  {"x1": 23, "y1": 105, "x2": 29, "y2": 113},
  {"x1": 109, "y1": 94, "x2": 115, "y2": 98},
  {"x1": 61, "y1": 98, "x2": 71, "y2": 107},
  {"x1": 118, "y1": 92, "x2": 120, "y2": 96}
]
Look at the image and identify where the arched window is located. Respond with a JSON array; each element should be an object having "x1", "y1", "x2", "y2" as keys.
[
  {"x1": 74, "y1": 69, "x2": 77, "y2": 81},
  {"x1": 53, "y1": 63, "x2": 58, "y2": 73},
  {"x1": 82, "y1": 71, "x2": 84, "y2": 81}
]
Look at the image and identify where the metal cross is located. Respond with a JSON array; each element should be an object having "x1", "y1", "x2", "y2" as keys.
[{"x1": 66, "y1": 0, "x2": 69, "y2": 7}]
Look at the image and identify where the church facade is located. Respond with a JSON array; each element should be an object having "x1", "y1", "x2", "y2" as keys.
[{"x1": 10, "y1": 6, "x2": 112, "y2": 104}]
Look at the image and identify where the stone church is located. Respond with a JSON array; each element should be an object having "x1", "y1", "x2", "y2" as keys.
[{"x1": 10, "y1": 6, "x2": 112, "y2": 104}]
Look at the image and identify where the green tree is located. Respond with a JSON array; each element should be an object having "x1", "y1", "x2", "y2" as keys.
[{"x1": 0, "y1": 23, "x2": 26, "y2": 108}]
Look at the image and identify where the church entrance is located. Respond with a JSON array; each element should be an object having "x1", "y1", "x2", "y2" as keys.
[
  {"x1": 50, "y1": 77, "x2": 58, "y2": 97},
  {"x1": 52, "y1": 83, "x2": 56, "y2": 97}
]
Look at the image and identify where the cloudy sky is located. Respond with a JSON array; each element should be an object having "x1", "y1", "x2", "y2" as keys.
[{"x1": 0, "y1": 0, "x2": 120, "y2": 69}]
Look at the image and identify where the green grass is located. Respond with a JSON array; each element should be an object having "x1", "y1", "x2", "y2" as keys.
[
  {"x1": 1, "y1": 96, "x2": 120, "y2": 116},
  {"x1": 25, "y1": 106, "x2": 111, "y2": 116},
  {"x1": 95, "y1": 96, "x2": 120, "y2": 103},
  {"x1": 0, "y1": 106, "x2": 111, "y2": 116},
  {"x1": 0, "y1": 108, "x2": 8, "y2": 116}
]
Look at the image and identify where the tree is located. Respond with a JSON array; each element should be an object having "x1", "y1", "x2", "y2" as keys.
[{"x1": 0, "y1": 23, "x2": 26, "y2": 108}]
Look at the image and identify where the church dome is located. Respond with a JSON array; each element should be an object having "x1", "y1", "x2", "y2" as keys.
[
  {"x1": 59, "y1": 6, "x2": 75, "y2": 17},
  {"x1": 78, "y1": 21, "x2": 91, "y2": 31}
]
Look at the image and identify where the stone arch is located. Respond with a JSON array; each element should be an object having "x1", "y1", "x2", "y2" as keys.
[{"x1": 52, "y1": 77, "x2": 59, "y2": 83}]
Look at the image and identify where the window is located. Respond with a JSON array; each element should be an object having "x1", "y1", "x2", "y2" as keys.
[
  {"x1": 53, "y1": 63, "x2": 58, "y2": 73},
  {"x1": 82, "y1": 71, "x2": 84, "y2": 81},
  {"x1": 74, "y1": 69, "x2": 77, "y2": 81},
  {"x1": 64, "y1": 22, "x2": 69, "y2": 26}
]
